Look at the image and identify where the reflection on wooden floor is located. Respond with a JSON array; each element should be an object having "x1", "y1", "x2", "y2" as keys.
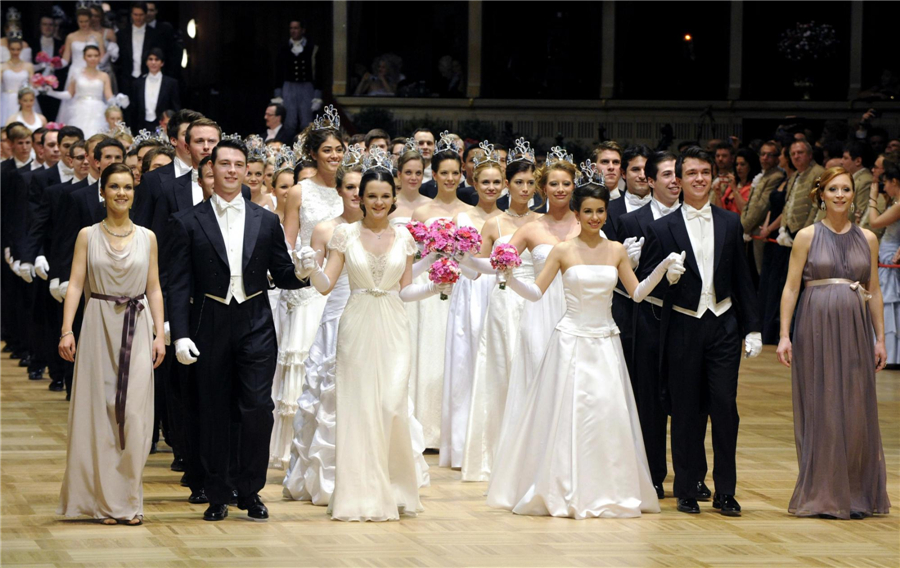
[{"x1": 1, "y1": 345, "x2": 897, "y2": 567}]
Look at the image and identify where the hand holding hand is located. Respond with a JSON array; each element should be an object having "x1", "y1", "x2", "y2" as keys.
[
  {"x1": 175, "y1": 338, "x2": 200, "y2": 365},
  {"x1": 34, "y1": 256, "x2": 49, "y2": 280},
  {"x1": 744, "y1": 332, "x2": 762, "y2": 359},
  {"x1": 293, "y1": 246, "x2": 318, "y2": 279}
]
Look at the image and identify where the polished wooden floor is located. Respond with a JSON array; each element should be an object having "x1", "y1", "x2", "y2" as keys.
[{"x1": 1, "y1": 345, "x2": 897, "y2": 568}]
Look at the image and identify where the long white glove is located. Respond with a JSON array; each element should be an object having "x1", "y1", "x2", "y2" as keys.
[
  {"x1": 34, "y1": 256, "x2": 49, "y2": 280},
  {"x1": 459, "y1": 253, "x2": 496, "y2": 275},
  {"x1": 776, "y1": 227, "x2": 794, "y2": 248},
  {"x1": 175, "y1": 338, "x2": 200, "y2": 365},
  {"x1": 58, "y1": 281, "x2": 69, "y2": 302},
  {"x1": 293, "y1": 246, "x2": 318, "y2": 280},
  {"x1": 505, "y1": 273, "x2": 543, "y2": 302},
  {"x1": 634, "y1": 252, "x2": 685, "y2": 302},
  {"x1": 744, "y1": 332, "x2": 762, "y2": 358},
  {"x1": 45, "y1": 89, "x2": 73, "y2": 100},
  {"x1": 164, "y1": 321, "x2": 171, "y2": 346},
  {"x1": 412, "y1": 252, "x2": 437, "y2": 279},
  {"x1": 102, "y1": 41, "x2": 119, "y2": 64},
  {"x1": 17, "y1": 262, "x2": 34, "y2": 283},
  {"x1": 399, "y1": 282, "x2": 450, "y2": 302},
  {"x1": 49, "y1": 278, "x2": 62, "y2": 302},
  {"x1": 11, "y1": 260, "x2": 20, "y2": 276},
  {"x1": 623, "y1": 236, "x2": 644, "y2": 270}
]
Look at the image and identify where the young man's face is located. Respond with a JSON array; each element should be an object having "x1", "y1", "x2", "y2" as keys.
[
  {"x1": 40, "y1": 17, "x2": 55, "y2": 37},
  {"x1": 146, "y1": 54, "x2": 163, "y2": 74},
  {"x1": 13, "y1": 136, "x2": 32, "y2": 161}
]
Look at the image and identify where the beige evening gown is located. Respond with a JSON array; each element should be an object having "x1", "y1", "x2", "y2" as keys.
[{"x1": 58, "y1": 225, "x2": 155, "y2": 521}]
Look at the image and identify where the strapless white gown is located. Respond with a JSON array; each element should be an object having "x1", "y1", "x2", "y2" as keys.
[
  {"x1": 460, "y1": 233, "x2": 534, "y2": 481},
  {"x1": 439, "y1": 212, "x2": 496, "y2": 468},
  {"x1": 66, "y1": 71, "x2": 107, "y2": 138},
  {"x1": 407, "y1": 216, "x2": 452, "y2": 448},
  {"x1": 269, "y1": 178, "x2": 342, "y2": 469},
  {"x1": 1, "y1": 68, "x2": 40, "y2": 125},
  {"x1": 486, "y1": 265, "x2": 660, "y2": 518},
  {"x1": 56, "y1": 40, "x2": 87, "y2": 125}
]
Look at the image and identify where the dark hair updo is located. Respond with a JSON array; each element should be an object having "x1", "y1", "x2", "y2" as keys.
[
  {"x1": 570, "y1": 182, "x2": 610, "y2": 212},
  {"x1": 431, "y1": 149, "x2": 461, "y2": 172},
  {"x1": 100, "y1": 162, "x2": 135, "y2": 191},
  {"x1": 358, "y1": 169, "x2": 397, "y2": 216},
  {"x1": 505, "y1": 159, "x2": 535, "y2": 182}
]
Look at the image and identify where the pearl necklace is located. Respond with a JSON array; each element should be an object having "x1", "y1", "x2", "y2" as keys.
[
  {"x1": 102, "y1": 220, "x2": 135, "y2": 238},
  {"x1": 505, "y1": 208, "x2": 532, "y2": 218}
]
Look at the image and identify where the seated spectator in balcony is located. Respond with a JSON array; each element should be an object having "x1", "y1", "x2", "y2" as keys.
[
  {"x1": 354, "y1": 54, "x2": 403, "y2": 96},
  {"x1": 437, "y1": 56, "x2": 464, "y2": 97}
]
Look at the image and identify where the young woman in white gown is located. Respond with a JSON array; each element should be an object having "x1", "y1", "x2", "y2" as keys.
[
  {"x1": 440, "y1": 142, "x2": 505, "y2": 469},
  {"x1": 5, "y1": 87, "x2": 46, "y2": 131},
  {"x1": 486, "y1": 178, "x2": 685, "y2": 519},
  {"x1": 47, "y1": 45, "x2": 112, "y2": 138},
  {"x1": 460, "y1": 143, "x2": 540, "y2": 481},
  {"x1": 270, "y1": 109, "x2": 345, "y2": 468},
  {"x1": 58, "y1": 8, "x2": 105, "y2": 125},
  {"x1": 296, "y1": 154, "x2": 451, "y2": 521},
  {"x1": 0, "y1": 37, "x2": 39, "y2": 125},
  {"x1": 409, "y1": 136, "x2": 470, "y2": 448}
]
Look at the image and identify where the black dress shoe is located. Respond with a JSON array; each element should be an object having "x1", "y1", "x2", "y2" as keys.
[
  {"x1": 203, "y1": 503, "x2": 228, "y2": 521},
  {"x1": 170, "y1": 457, "x2": 184, "y2": 472},
  {"x1": 18, "y1": 355, "x2": 31, "y2": 367},
  {"x1": 237, "y1": 495, "x2": 269, "y2": 521},
  {"x1": 653, "y1": 484, "x2": 665, "y2": 499},
  {"x1": 2, "y1": 344, "x2": 12, "y2": 353},
  {"x1": 677, "y1": 498, "x2": 700, "y2": 514},
  {"x1": 10, "y1": 351, "x2": 23, "y2": 359},
  {"x1": 188, "y1": 489, "x2": 208, "y2": 504},
  {"x1": 712, "y1": 493, "x2": 741, "y2": 516},
  {"x1": 229, "y1": 489, "x2": 238, "y2": 506},
  {"x1": 696, "y1": 481, "x2": 712, "y2": 501},
  {"x1": 179, "y1": 473, "x2": 189, "y2": 487},
  {"x1": 28, "y1": 370, "x2": 44, "y2": 380},
  {"x1": 48, "y1": 380, "x2": 64, "y2": 392},
  {"x1": 149, "y1": 443, "x2": 158, "y2": 455}
]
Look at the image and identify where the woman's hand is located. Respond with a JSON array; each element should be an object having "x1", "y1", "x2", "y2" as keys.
[
  {"x1": 151, "y1": 335, "x2": 166, "y2": 369},
  {"x1": 759, "y1": 223, "x2": 771, "y2": 239},
  {"x1": 59, "y1": 334, "x2": 76, "y2": 362},
  {"x1": 776, "y1": 337, "x2": 792, "y2": 368},
  {"x1": 892, "y1": 249, "x2": 900, "y2": 265},
  {"x1": 874, "y1": 339, "x2": 887, "y2": 372}
]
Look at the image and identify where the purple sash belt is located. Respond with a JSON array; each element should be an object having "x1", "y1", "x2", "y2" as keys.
[{"x1": 91, "y1": 292, "x2": 145, "y2": 450}]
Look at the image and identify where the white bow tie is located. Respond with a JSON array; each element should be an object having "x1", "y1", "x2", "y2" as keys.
[
  {"x1": 685, "y1": 204, "x2": 712, "y2": 221},
  {"x1": 148, "y1": 74, "x2": 160, "y2": 82},
  {"x1": 624, "y1": 192, "x2": 652, "y2": 209},
  {"x1": 216, "y1": 196, "x2": 244, "y2": 213},
  {"x1": 191, "y1": 169, "x2": 198, "y2": 184}
]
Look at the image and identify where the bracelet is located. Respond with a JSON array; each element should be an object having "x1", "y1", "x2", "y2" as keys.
[{"x1": 59, "y1": 331, "x2": 73, "y2": 340}]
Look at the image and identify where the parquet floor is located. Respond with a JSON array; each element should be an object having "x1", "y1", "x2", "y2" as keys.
[{"x1": 1, "y1": 345, "x2": 897, "y2": 568}]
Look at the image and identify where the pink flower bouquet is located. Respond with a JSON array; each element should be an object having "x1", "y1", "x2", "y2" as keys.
[
  {"x1": 406, "y1": 220, "x2": 429, "y2": 259},
  {"x1": 50, "y1": 56, "x2": 63, "y2": 69},
  {"x1": 35, "y1": 51, "x2": 51, "y2": 64},
  {"x1": 453, "y1": 225, "x2": 482, "y2": 256},
  {"x1": 428, "y1": 257, "x2": 460, "y2": 300},
  {"x1": 424, "y1": 219, "x2": 457, "y2": 257},
  {"x1": 490, "y1": 244, "x2": 522, "y2": 290},
  {"x1": 43, "y1": 75, "x2": 59, "y2": 89}
]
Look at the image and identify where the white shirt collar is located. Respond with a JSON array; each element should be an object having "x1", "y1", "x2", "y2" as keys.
[
  {"x1": 133, "y1": 24, "x2": 145, "y2": 32},
  {"x1": 88, "y1": 173, "x2": 98, "y2": 186},
  {"x1": 148, "y1": 20, "x2": 157, "y2": 28},
  {"x1": 174, "y1": 155, "x2": 191, "y2": 177},
  {"x1": 266, "y1": 124, "x2": 282, "y2": 140},
  {"x1": 14, "y1": 157, "x2": 31, "y2": 169},
  {"x1": 147, "y1": 71, "x2": 162, "y2": 80},
  {"x1": 623, "y1": 191, "x2": 652, "y2": 211},
  {"x1": 650, "y1": 197, "x2": 681, "y2": 220},
  {"x1": 58, "y1": 160, "x2": 74, "y2": 182},
  {"x1": 211, "y1": 192, "x2": 244, "y2": 213}
]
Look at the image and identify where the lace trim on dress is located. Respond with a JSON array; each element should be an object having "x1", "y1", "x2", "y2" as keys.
[{"x1": 327, "y1": 222, "x2": 355, "y2": 254}]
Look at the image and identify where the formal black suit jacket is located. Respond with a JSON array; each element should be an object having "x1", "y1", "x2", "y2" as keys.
[
  {"x1": 21, "y1": 164, "x2": 66, "y2": 263},
  {"x1": 51, "y1": 180, "x2": 106, "y2": 282},
  {"x1": 265, "y1": 125, "x2": 294, "y2": 145},
  {"x1": 115, "y1": 24, "x2": 161, "y2": 88},
  {"x1": 167, "y1": 198, "x2": 308, "y2": 342},
  {"x1": 603, "y1": 196, "x2": 629, "y2": 243},
  {"x1": 131, "y1": 73, "x2": 181, "y2": 130},
  {"x1": 7, "y1": 165, "x2": 44, "y2": 259},
  {"x1": 418, "y1": 180, "x2": 479, "y2": 206},
  {"x1": 642, "y1": 206, "x2": 761, "y2": 354}
]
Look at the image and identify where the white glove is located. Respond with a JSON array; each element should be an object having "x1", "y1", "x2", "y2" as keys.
[
  {"x1": 666, "y1": 251, "x2": 687, "y2": 285},
  {"x1": 776, "y1": 227, "x2": 794, "y2": 248},
  {"x1": 34, "y1": 256, "x2": 49, "y2": 280},
  {"x1": 623, "y1": 236, "x2": 644, "y2": 270},
  {"x1": 399, "y1": 282, "x2": 447, "y2": 302},
  {"x1": 17, "y1": 262, "x2": 34, "y2": 283},
  {"x1": 459, "y1": 253, "x2": 496, "y2": 275},
  {"x1": 412, "y1": 252, "x2": 437, "y2": 279},
  {"x1": 4, "y1": 247, "x2": 10, "y2": 264},
  {"x1": 311, "y1": 98, "x2": 323, "y2": 112},
  {"x1": 11, "y1": 260, "x2": 20, "y2": 276},
  {"x1": 506, "y1": 273, "x2": 543, "y2": 302},
  {"x1": 175, "y1": 338, "x2": 200, "y2": 365},
  {"x1": 49, "y1": 278, "x2": 62, "y2": 302},
  {"x1": 634, "y1": 252, "x2": 685, "y2": 302},
  {"x1": 45, "y1": 89, "x2": 72, "y2": 100},
  {"x1": 744, "y1": 332, "x2": 762, "y2": 359},
  {"x1": 58, "y1": 281, "x2": 69, "y2": 302},
  {"x1": 164, "y1": 321, "x2": 171, "y2": 346},
  {"x1": 109, "y1": 93, "x2": 130, "y2": 109},
  {"x1": 742, "y1": 232, "x2": 752, "y2": 243},
  {"x1": 293, "y1": 246, "x2": 318, "y2": 280}
]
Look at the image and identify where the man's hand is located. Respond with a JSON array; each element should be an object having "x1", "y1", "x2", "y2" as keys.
[{"x1": 175, "y1": 338, "x2": 200, "y2": 365}]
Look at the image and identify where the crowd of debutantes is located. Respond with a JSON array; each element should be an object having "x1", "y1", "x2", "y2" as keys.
[{"x1": 1, "y1": 5, "x2": 895, "y2": 526}]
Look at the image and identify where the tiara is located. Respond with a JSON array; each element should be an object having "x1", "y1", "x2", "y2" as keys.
[
  {"x1": 244, "y1": 134, "x2": 268, "y2": 161},
  {"x1": 312, "y1": 104, "x2": 340, "y2": 131},
  {"x1": 221, "y1": 132, "x2": 243, "y2": 144},
  {"x1": 133, "y1": 129, "x2": 154, "y2": 147},
  {"x1": 52, "y1": 5, "x2": 67, "y2": 20},
  {"x1": 403, "y1": 137, "x2": 420, "y2": 156},
  {"x1": 273, "y1": 147, "x2": 296, "y2": 172},
  {"x1": 472, "y1": 140, "x2": 501, "y2": 169},
  {"x1": 342, "y1": 144, "x2": 364, "y2": 168},
  {"x1": 7, "y1": 29, "x2": 23, "y2": 41},
  {"x1": 362, "y1": 147, "x2": 393, "y2": 174},
  {"x1": 75, "y1": 0, "x2": 99, "y2": 11},
  {"x1": 292, "y1": 135, "x2": 309, "y2": 163},
  {"x1": 575, "y1": 159, "x2": 606, "y2": 189},
  {"x1": 546, "y1": 146, "x2": 574, "y2": 167},
  {"x1": 108, "y1": 120, "x2": 131, "y2": 138},
  {"x1": 435, "y1": 130, "x2": 459, "y2": 154},
  {"x1": 6, "y1": 8, "x2": 21, "y2": 21},
  {"x1": 507, "y1": 137, "x2": 536, "y2": 165}
]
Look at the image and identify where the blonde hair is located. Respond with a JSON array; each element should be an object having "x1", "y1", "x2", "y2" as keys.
[
  {"x1": 810, "y1": 166, "x2": 855, "y2": 206},
  {"x1": 534, "y1": 160, "x2": 577, "y2": 198},
  {"x1": 473, "y1": 160, "x2": 503, "y2": 182}
]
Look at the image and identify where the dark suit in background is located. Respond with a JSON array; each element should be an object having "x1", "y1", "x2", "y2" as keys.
[{"x1": 132, "y1": 72, "x2": 181, "y2": 133}]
